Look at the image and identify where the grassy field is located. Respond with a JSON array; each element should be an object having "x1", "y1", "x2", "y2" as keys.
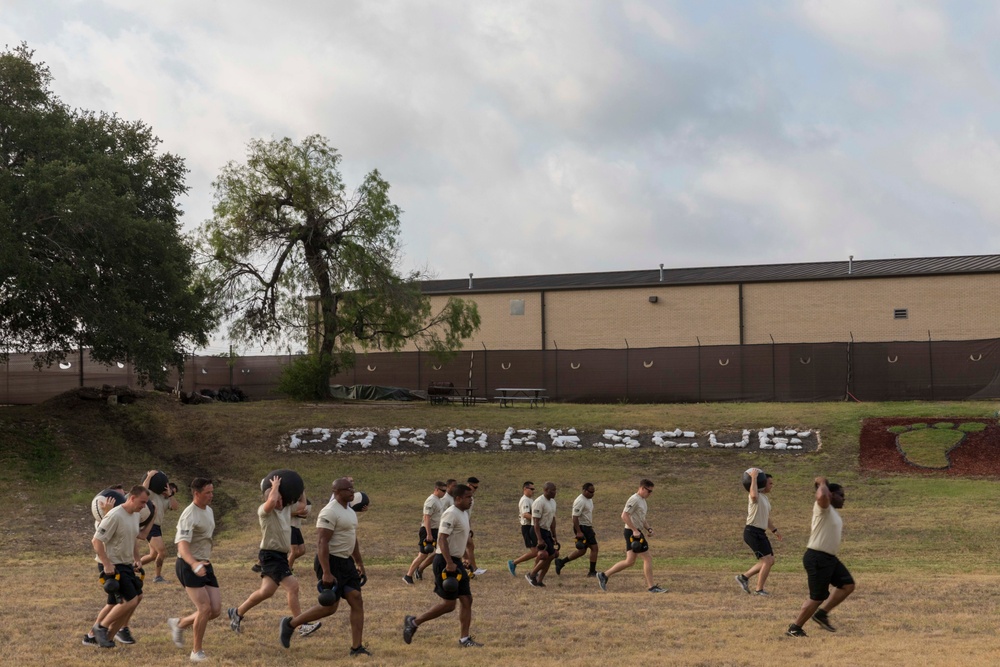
[{"x1": 2, "y1": 393, "x2": 1000, "y2": 665}]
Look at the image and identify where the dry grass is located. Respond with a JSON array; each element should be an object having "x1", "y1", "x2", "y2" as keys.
[
  {"x1": 3, "y1": 394, "x2": 1000, "y2": 664},
  {"x1": 9, "y1": 560, "x2": 1000, "y2": 666}
]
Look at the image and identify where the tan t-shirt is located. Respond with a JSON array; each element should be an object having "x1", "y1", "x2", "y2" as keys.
[
  {"x1": 437, "y1": 505, "x2": 471, "y2": 558},
  {"x1": 259, "y1": 503, "x2": 293, "y2": 553},
  {"x1": 423, "y1": 494, "x2": 444, "y2": 529},
  {"x1": 152, "y1": 492, "x2": 172, "y2": 526},
  {"x1": 518, "y1": 494, "x2": 533, "y2": 526},
  {"x1": 572, "y1": 494, "x2": 594, "y2": 527},
  {"x1": 623, "y1": 493, "x2": 648, "y2": 530},
  {"x1": 93, "y1": 505, "x2": 141, "y2": 565},
  {"x1": 316, "y1": 499, "x2": 358, "y2": 559},
  {"x1": 747, "y1": 493, "x2": 771, "y2": 529},
  {"x1": 441, "y1": 493, "x2": 455, "y2": 510},
  {"x1": 531, "y1": 495, "x2": 557, "y2": 532},
  {"x1": 175, "y1": 503, "x2": 216, "y2": 561},
  {"x1": 806, "y1": 501, "x2": 843, "y2": 555},
  {"x1": 291, "y1": 501, "x2": 311, "y2": 529}
]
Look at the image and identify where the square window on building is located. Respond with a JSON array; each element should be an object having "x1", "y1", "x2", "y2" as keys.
[
  {"x1": 510, "y1": 299, "x2": 525, "y2": 316},
  {"x1": 894, "y1": 308, "x2": 908, "y2": 319}
]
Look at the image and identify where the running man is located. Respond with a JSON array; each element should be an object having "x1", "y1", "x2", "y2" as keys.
[
  {"x1": 597, "y1": 480, "x2": 666, "y2": 593},
  {"x1": 140, "y1": 470, "x2": 179, "y2": 583},
  {"x1": 555, "y1": 482, "x2": 599, "y2": 577},
  {"x1": 526, "y1": 482, "x2": 558, "y2": 587},
  {"x1": 279, "y1": 477, "x2": 370, "y2": 657},
  {"x1": 402, "y1": 483, "x2": 482, "y2": 648},
  {"x1": 786, "y1": 477, "x2": 855, "y2": 638},
  {"x1": 404, "y1": 480, "x2": 447, "y2": 584},
  {"x1": 506, "y1": 481, "x2": 537, "y2": 576},
  {"x1": 83, "y1": 485, "x2": 124, "y2": 647},
  {"x1": 229, "y1": 477, "x2": 310, "y2": 637},
  {"x1": 168, "y1": 478, "x2": 220, "y2": 663},
  {"x1": 89, "y1": 485, "x2": 151, "y2": 648},
  {"x1": 736, "y1": 468, "x2": 781, "y2": 596}
]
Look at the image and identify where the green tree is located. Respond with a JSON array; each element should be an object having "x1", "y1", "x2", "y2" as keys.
[
  {"x1": 199, "y1": 135, "x2": 480, "y2": 396},
  {"x1": 0, "y1": 44, "x2": 215, "y2": 381}
]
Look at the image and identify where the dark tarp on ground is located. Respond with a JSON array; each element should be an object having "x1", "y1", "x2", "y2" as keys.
[{"x1": 328, "y1": 384, "x2": 423, "y2": 401}]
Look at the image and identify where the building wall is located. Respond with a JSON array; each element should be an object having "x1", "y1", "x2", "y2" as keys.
[
  {"x1": 544, "y1": 284, "x2": 740, "y2": 349},
  {"x1": 397, "y1": 292, "x2": 544, "y2": 351},
  {"x1": 743, "y1": 274, "x2": 1000, "y2": 343},
  {"x1": 337, "y1": 272, "x2": 1000, "y2": 353}
]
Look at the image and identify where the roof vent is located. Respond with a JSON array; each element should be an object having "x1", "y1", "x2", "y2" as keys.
[
  {"x1": 468, "y1": 273, "x2": 473, "y2": 289},
  {"x1": 848, "y1": 255, "x2": 853, "y2": 275},
  {"x1": 659, "y1": 263, "x2": 664, "y2": 282}
]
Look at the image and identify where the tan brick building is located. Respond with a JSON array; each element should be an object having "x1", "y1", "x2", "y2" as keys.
[{"x1": 411, "y1": 255, "x2": 1000, "y2": 350}]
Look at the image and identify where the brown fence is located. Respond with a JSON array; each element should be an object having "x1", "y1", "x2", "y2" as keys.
[
  {"x1": 5, "y1": 338, "x2": 1000, "y2": 405},
  {"x1": 0, "y1": 352, "x2": 297, "y2": 405}
]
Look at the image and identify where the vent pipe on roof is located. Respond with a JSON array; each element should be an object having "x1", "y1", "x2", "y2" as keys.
[
  {"x1": 468, "y1": 273, "x2": 473, "y2": 289},
  {"x1": 659, "y1": 263, "x2": 664, "y2": 282},
  {"x1": 848, "y1": 255, "x2": 853, "y2": 275}
]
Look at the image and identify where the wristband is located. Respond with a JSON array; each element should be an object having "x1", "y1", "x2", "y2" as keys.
[
  {"x1": 772, "y1": 528, "x2": 778, "y2": 534},
  {"x1": 194, "y1": 563, "x2": 204, "y2": 573}
]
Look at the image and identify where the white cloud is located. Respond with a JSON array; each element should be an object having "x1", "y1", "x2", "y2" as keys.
[
  {"x1": 798, "y1": 0, "x2": 950, "y2": 63},
  {"x1": 2, "y1": 0, "x2": 999, "y2": 288},
  {"x1": 914, "y1": 126, "x2": 1000, "y2": 219}
]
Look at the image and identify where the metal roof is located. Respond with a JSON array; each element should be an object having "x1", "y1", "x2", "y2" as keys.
[{"x1": 419, "y1": 255, "x2": 1000, "y2": 294}]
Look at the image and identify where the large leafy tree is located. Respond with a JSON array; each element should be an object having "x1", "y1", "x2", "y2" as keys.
[
  {"x1": 199, "y1": 134, "x2": 480, "y2": 392},
  {"x1": 0, "y1": 44, "x2": 215, "y2": 381}
]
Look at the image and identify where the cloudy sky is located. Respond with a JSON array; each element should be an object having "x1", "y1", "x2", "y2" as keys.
[{"x1": 5, "y1": 0, "x2": 1000, "y2": 284}]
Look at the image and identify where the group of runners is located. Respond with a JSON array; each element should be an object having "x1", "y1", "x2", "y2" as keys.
[
  {"x1": 517, "y1": 471, "x2": 852, "y2": 637},
  {"x1": 86, "y1": 466, "x2": 854, "y2": 661}
]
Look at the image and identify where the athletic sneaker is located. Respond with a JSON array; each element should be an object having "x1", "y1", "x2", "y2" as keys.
[
  {"x1": 402, "y1": 575, "x2": 414, "y2": 585},
  {"x1": 648, "y1": 585, "x2": 668, "y2": 593},
  {"x1": 115, "y1": 627, "x2": 136, "y2": 644},
  {"x1": 228, "y1": 607, "x2": 242, "y2": 633},
  {"x1": 403, "y1": 615, "x2": 418, "y2": 644},
  {"x1": 587, "y1": 571, "x2": 597, "y2": 577},
  {"x1": 459, "y1": 636, "x2": 483, "y2": 647},
  {"x1": 168, "y1": 617, "x2": 184, "y2": 648},
  {"x1": 507, "y1": 559, "x2": 517, "y2": 577},
  {"x1": 298, "y1": 621, "x2": 322, "y2": 637},
  {"x1": 413, "y1": 569, "x2": 423, "y2": 580},
  {"x1": 153, "y1": 575, "x2": 166, "y2": 583},
  {"x1": 349, "y1": 644, "x2": 372, "y2": 656},
  {"x1": 473, "y1": 568, "x2": 487, "y2": 576},
  {"x1": 754, "y1": 589, "x2": 771, "y2": 596},
  {"x1": 525, "y1": 573, "x2": 539, "y2": 587},
  {"x1": 597, "y1": 572, "x2": 609, "y2": 591},
  {"x1": 82, "y1": 634, "x2": 98, "y2": 647},
  {"x1": 554, "y1": 558, "x2": 566, "y2": 575},
  {"x1": 812, "y1": 608, "x2": 836, "y2": 632},
  {"x1": 279, "y1": 616, "x2": 294, "y2": 648},
  {"x1": 735, "y1": 574, "x2": 751, "y2": 594},
  {"x1": 786, "y1": 624, "x2": 808, "y2": 637},
  {"x1": 92, "y1": 624, "x2": 115, "y2": 648},
  {"x1": 535, "y1": 580, "x2": 546, "y2": 587},
  {"x1": 190, "y1": 650, "x2": 208, "y2": 662}
]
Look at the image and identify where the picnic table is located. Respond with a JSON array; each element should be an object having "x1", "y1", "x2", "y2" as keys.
[
  {"x1": 428, "y1": 382, "x2": 481, "y2": 406},
  {"x1": 494, "y1": 387, "x2": 548, "y2": 408}
]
